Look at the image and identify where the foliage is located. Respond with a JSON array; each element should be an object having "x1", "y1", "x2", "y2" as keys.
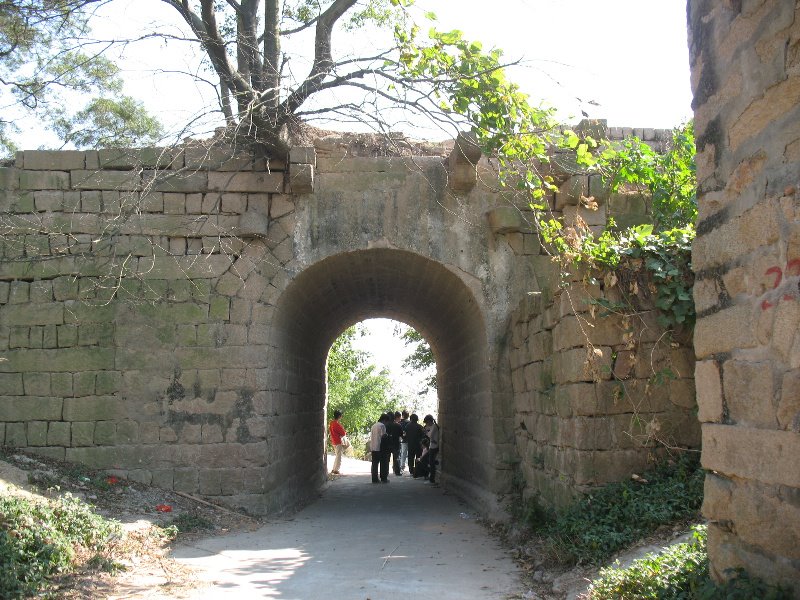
[
  {"x1": 588, "y1": 526, "x2": 794, "y2": 600},
  {"x1": 0, "y1": 492, "x2": 121, "y2": 598},
  {"x1": 536, "y1": 123, "x2": 697, "y2": 330},
  {"x1": 397, "y1": 325, "x2": 436, "y2": 392},
  {"x1": 0, "y1": 0, "x2": 162, "y2": 155},
  {"x1": 326, "y1": 324, "x2": 395, "y2": 436},
  {"x1": 535, "y1": 454, "x2": 704, "y2": 565},
  {"x1": 589, "y1": 525, "x2": 709, "y2": 599},
  {"x1": 395, "y1": 20, "x2": 562, "y2": 196},
  {"x1": 166, "y1": 512, "x2": 213, "y2": 533},
  {"x1": 601, "y1": 122, "x2": 697, "y2": 231}
]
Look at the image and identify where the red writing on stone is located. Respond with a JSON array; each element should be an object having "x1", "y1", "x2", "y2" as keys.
[{"x1": 761, "y1": 259, "x2": 800, "y2": 310}]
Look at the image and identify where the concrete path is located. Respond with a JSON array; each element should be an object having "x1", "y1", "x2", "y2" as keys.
[{"x1": 172, "y1": 456, "x2": 521, "y2": 599}]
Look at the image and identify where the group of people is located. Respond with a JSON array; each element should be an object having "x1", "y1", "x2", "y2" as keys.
[{"x1": 328, "y1": 410, "x2": 440, "y2": 486}]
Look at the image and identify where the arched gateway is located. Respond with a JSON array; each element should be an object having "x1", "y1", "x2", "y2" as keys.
[{"x1": 0, "y1": 126, "x2": 698, "y2": 518}]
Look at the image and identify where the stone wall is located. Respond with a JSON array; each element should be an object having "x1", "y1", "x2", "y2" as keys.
[
  {"x1": 689, "y1": 0, "x2": 800, "y2": 589},
  {"x1": 490, "y1": 121, "x2": 700, "y2": 510},
  {"x1": 0, "y1": 124, "x2": 697, "y2": 517}
]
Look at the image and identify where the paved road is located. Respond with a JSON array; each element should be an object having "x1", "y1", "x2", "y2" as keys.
[{"x1": 172, "y1": 456, "x2": 521, "y2": 599}]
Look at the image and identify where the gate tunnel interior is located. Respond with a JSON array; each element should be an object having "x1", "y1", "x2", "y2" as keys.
[{"x1": 268, "y1": 248, "x2": 503, "y2": 510}]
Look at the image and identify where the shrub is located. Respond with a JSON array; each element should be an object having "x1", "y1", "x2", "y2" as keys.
[
  {"x1": 0, "y1": 493, "x2": 120, "y2": 598},
  {"x1": 588, "y1": 526, "x2": 794, "y2": 600},
  {"x1": 538, "y1": 454, "x2": 704, "y2": 565}
]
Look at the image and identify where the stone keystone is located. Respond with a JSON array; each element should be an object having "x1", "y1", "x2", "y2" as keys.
[
  {"x1": 448, "y1": 132, "x2": 482, "y2": 193},
  {"x1": 289, "y1": 163, "x2": 314, "y2": 194}
]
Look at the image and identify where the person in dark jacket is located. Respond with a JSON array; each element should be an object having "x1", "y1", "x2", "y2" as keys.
[
  {"x1": 404, "y1": 413, "x2": 426, "y2": 478},
  {"x1": 386, "y1": 411, "x2": 404, "y2": 476}
]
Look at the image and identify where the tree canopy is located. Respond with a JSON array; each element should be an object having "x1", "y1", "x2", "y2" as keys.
[
  {"x1": 0, "y1": 0, "x2": 162, "y2": 155},
  {"x1": 326, "y1": 324, "x2": 395, "y2": 437}
]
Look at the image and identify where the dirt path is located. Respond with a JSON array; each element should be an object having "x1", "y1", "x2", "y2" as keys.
[{"x1": 168, "y1": 456, "x2": 522, "y2": 599}]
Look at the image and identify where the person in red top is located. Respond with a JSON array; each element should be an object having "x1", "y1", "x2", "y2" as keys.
[{"x1": 329, "y1": 410, "x2": 347, "y2": 474}]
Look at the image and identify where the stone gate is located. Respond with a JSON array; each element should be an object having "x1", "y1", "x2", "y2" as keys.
[{"x1": 0, "y1": 125, "x2": 699, "y2": 518}]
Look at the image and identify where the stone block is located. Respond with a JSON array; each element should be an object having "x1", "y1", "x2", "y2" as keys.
[
  {"x1": 71, "y1": 422, "x2": 95, "y2": 446},
  {"x1": 142, "y1": 171, "x2": 210, "y2": 193},
  {"x1": 151, "y1": 469, "x2": 174, "y2": 490},
  {"x1": 19, "y1": 170, "x2": 70, "y2": 190},
  {"x1": 556, "y1": 175, "x2": 588, "y2": 209},
  {"x1": 99, "y1": 147, "x2": 182, "y2": 169},
  {"x1": 116, "y1": 420, "x2": 139, "y2": 444},
  {"x1": 270, "y1": 195, "x2": 294, "y2": 219},
  {"x1": 57, "y1": 324, "x2": 78, "y2": 347},
  {"x1": 65, "y1": 446, "x2": 119, "y2": 468},
  {"x1": 1, "y1": 303, "x2": 64, "y2": 326},
  {"x1": 722, "y1": 360, "x2": 776, "y2": 428},
  {"x1": 23, "y1": 372, "x2": 50, "y2": 396},
  {"x1": 702, "y1": 424, "x2": 800, "y2": 488},
  {"x1": 220, "y1": 469, "x2": 244, "y2": 495},
  {"x1": 290, "y1": 146, "x2": 316, "y2": 166},
  {"x1": 63, "y1": 396, "x2": 122, "y2": 421},
  {"x1": 486, "y1": 206, "x2": 523, "y2": 234},
  {"x1": 563, "y1": 203, "x2": 607, "y2": 228},
  {"x1": 0, "y1": 397, "x2": 62, "y2": 421},
  {"x1": 0, "y1": 167, "x2": 19, "y2": 189},
  {"x1": 183, "y1": 146, "x2": 260, "y2": 171},
  {"x1": 0, "y1": 373, "x2": 24, "y2": 395},
  {"x1": 221, "y1": 193, "x2": 247, "y2": 214},
  {"x1": 288, "y1": 164, "x2": 313, "y2": 194},
  {"x1": 93, "y1": 421, "x2": 116, "y2": 445},
  {"x1": 72, "y1": 169, "x2": 140, "y2": 191},
  {"x1": 34, "y1": 190, "x2": 64, "y2": 211},
  {"x1": 163, "y1": 193, "x2": 186, "y2": 214},
  {"x1": 27, "y1": 421, "x2": 48, "y2": 446},
  {"x1": 202, "y1": 423, "x2": 224, "y2": 443},
  {"x1": 209, "y1": 172, "x2": 283, "y2": 193},
  {"x1": 5, "y1": 423, "x2": 27, "y2": 447},
  {"x1": 140, "y1": 423, "x2": 160, "y2": 444},
  {"x1": 552, "y1": 347, "x2": 613, "y2": 383},
  {"x1": 72, "y1": 372, "x2": 96, "y2": 396},
  {"x1": 669, "y1": 378, "x2": 696, "y2": 409},
  {"x1": 160, "y1": 427, "x2": 178, "y2": 442},
  {"x1": 694, "y1": 305, "x2": 757, "y2": 358},
  {"x1": 777, "y1": 370, "x2": 800, "y2": 432},
  {"x1": 47, "y1": 421, "x2": 71, "y2": 446},
  {"x1": 173, "y1": 468, "x2": 199, "y2": 493},
  {"x1": 199, "y1": 469, "x2": 222, "y2": 495}
]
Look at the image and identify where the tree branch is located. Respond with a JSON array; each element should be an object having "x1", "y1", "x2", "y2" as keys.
[{"x1": 277, "y1": 0, "x2": 358, "y2": 124}]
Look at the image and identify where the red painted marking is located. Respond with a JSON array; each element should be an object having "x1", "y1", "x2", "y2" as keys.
[
  {"x1": 766, "y1": 266, "x2": 783, "y2": 288},
  {"x1": 762, "y1": 299, "x2": 775, "y2": 310},
  {"x1": 786, "y1": 259, "x2": 800, "y2": 276}
]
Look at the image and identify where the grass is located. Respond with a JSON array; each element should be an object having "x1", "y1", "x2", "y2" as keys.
[
  {"x1": 168, "y1": 512, "x2": 213, "y2": 532},
  {"x1": 0, "y1": 493, "x2": 121, "y2": 598},
  {"x1": 530, "y1": 454, "x2": 705, "y2": 565},
  {"x1": 587, "y1": 526, "x2": 794, "y2": 600}
]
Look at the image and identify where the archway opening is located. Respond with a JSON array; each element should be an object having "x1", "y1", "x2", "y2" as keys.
[
  {"x1": 267, "y1": 248, "x2": 500, "y2": 511},
  {"x1": 324, "y1": 318, "x2": 438, "y2": 457}
]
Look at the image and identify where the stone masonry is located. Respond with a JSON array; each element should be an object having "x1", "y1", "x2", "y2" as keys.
[
  {"x1": 0, "y1": 124, "x2": 696, "y2": 517},
  {"x1": 689, "y1": 0, "x2": 800, "y2": 590}
]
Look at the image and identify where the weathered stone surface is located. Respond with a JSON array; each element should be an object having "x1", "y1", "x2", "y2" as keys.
[
  {"x1": 24, "y1": 151, "x2": 86, "y2": 170},
  {"x1": 72, "y1": 169, "x2": 140, "y2": 191},
  {"x1": 486, "y1": 206, "x2": 524, "y2": 235},
  {"x1": 702, "y1": 424, "x2": 800, "y2": 488},
  {"x1": 288, "y1": 164, "x2": 313, "y2": 194},
  {"x1": 208, "y1": 171, "x2": 283, "y2": 193},
  {"x1": 0, "y1": 397, "x2": 63, "y2": 421}
]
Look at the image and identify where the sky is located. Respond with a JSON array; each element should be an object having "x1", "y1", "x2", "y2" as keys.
[
  {"x1": 75, "y1": 0, "x2": 693, "y2": 146},
  {"x1": 12, "y1": 1, "x2": 695, "y2": 406}
]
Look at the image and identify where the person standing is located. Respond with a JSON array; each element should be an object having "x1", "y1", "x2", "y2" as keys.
[
  {"x1": 423, "y1": 414, "x2": 440, "y2": 485},
  {"x1": 399, "y1": 410, "x2": 410, "y2": 473},
  {"x1": 387, "y1": 411, "x2": 404, "y2": 476},
  {"x1": 370, "y1": 413, "x2": 389, "y2": 483},
  {"x1": 329, "y1": 409, "x2": 346, "y2": 475},
  {"x1": 404, "y1": 413, "x2": 425, "y2": 478}
]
